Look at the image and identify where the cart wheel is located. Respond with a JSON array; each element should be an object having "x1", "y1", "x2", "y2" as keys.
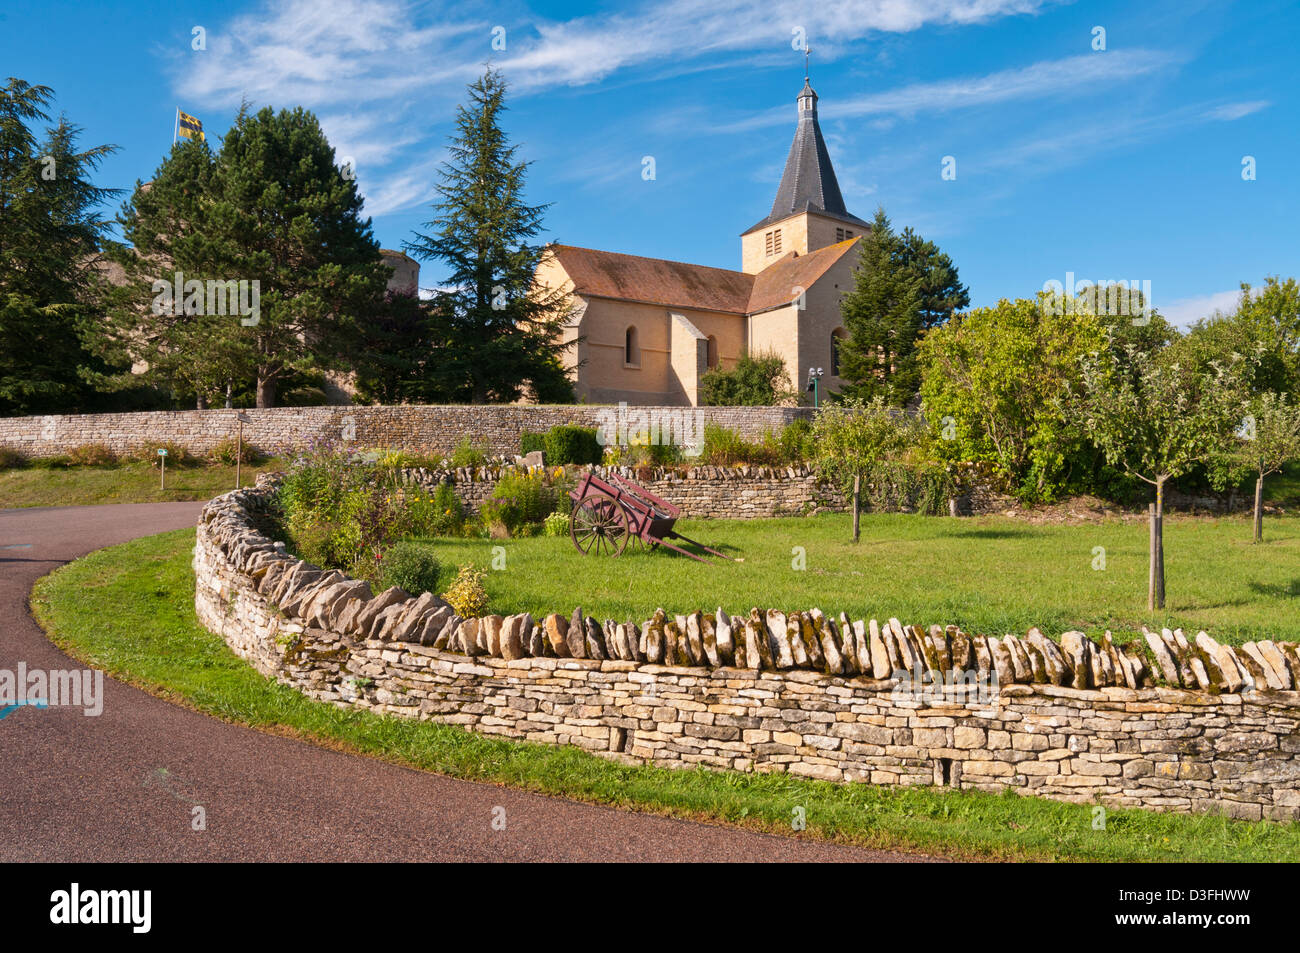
[{"x1": 570, "y1": 493, "x2": 630, "y2": 556}]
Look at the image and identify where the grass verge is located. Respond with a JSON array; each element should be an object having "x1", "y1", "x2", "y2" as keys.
[
  {"x1": 28, "y1": 527, "x2": 1300, "y2": 862},
  {"x1": 0, "y1": 460, "x2": 282, "y2": 508}
]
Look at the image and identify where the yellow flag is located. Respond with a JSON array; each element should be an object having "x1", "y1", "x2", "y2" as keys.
[{"x1": 177, "y1": 110, "x2": 205, "y2": 141}]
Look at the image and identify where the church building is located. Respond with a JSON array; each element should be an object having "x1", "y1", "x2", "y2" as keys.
[{"x1": 536, "y1": 78, "x2": 869, "y2": 406}]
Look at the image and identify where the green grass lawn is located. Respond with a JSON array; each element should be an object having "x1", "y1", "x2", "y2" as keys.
[
  {"x1": 0, "y1": 460, "x2": 283, "y2": 508},
  {"x1": 408, "y1": 512, "x2": 1300, "y2": 646},
  {"x1": 1266, "y1": 463, "x2": 1300, "y2": 505},
  {"x1": 30, "y1": 527, "x2": 1300, "y2": 862}
]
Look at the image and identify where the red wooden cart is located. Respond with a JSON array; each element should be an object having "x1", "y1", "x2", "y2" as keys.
[{"x1": 568, "y1": 470, "x2": 730, "y2": 563}]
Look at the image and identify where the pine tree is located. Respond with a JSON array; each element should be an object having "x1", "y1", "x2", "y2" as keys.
[
  {"x1": 99, "y1": 135, "x2": 247, "y2": 407},
  {"x1": 837, "y1": 209, "x2": 968, "y2": 406},
  {"x1": 895, "y1": 226, "x2": 969, "y2": 330},
  {"x1": 836, "y1": 209, "x2": 922, "y2": 405},
  {"x1": 0, "y1": 79, "x2": 121, "y2": 415},
  {"x1": 405, "y1": 69, "x2": 574, "y2": 403},
  {"x1": 102, "y1": 105, "x2": 389, "y2": 408},
  {"x1": 351, "y1": 289, "x2": 439, "y2": 405}
]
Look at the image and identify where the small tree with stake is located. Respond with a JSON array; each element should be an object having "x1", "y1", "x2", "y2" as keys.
[
  {"x1": 1235, "y1": 392, "x2": 1300, "y2": 543},
  {"x1": 812, "y1": 395, "x2": 918, "y2": 542},
  {"x1": 1074, "y1": 343, "x2": 1250, "y2": 609}
]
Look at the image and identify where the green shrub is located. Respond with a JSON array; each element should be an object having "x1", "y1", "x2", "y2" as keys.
[
  {"x1": 442, "y1": 564, "x2": 489, "y2": 617},
  {"x1": 131, "y1": 441, "x2": 198, "y2": 468},
  {"x1": 700, "y1": 424, "x2": 774, "y2": 466},
  {"x1": 480, "y1": 470, "x2": 559, "y2": 535},
  {"x1": 449, "y1": 437, "x2": 487, "y2": 468},
  {"x1": 291, "y1": 519, "x2": 346, "y2": 569},
  {"x1": 607, "y1": 439, "x2": 685, "y2": 467},
  {"x1": 66, "y1": 443, "x2": 118, "y2": 466},
  {"x1": 28, "y1": 454, "x2": 71, "y2": 469},
  {"x1": 645, "y1": 441, "x2": 684, "y2": 465},
  {"x1": 0, "y1": 447, "x2": 28, "y2": 469},
  {"x1": 520, "y1": 431, "x2": 546, "y2": 456},
  {"x1": 209, "y1": 437, "x2": 260, "y2": 466},
  {"x1": 379, "y1": 542, "x2": 441, "y2": 595},
  {"x1": 544, "y1": 425, "x2": 602, "y2": 466},
  {"x1": 699, "y1": 350, "x2": 797, "y2": 406},
  {"x1": 404, "y1": 482, "x2": 467, "y2": 537},
  {"x1": 778, "y1": 419, "x2": 814, "y2": 463},
  {"x1": 862, "y1": 459, "x2": 955, "y2": 515},
  {"x1": 543, "y1": 511, "x2": 570, "y2": 537}
]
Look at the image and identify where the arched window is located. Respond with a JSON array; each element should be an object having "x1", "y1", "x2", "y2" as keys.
[
  {"x1": 706, "y1": 335, "x2": 719, "y2": 370},
  {"x1": 831, "y1": 327, "x2": 847, "y2": 377},
  {"x1": 625, "y1": 326, "x2": 640, "y2": 366}
]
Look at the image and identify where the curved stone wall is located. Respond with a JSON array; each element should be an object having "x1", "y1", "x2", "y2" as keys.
[{"x1": 193, "y1": 484, "x2": 1300, "y2": 821}]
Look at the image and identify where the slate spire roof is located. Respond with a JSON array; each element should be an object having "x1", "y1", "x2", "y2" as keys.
[{"x1": 743, "y1": 78, "x2": 868, "y2": 235}]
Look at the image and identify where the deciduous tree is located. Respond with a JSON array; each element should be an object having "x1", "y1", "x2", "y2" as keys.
[{"x1": 1074, "y1": 343, "x2": 1251, "y2": 608}]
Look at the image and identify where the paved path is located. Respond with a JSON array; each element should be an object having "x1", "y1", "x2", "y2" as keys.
[{"x1": 0, "y1": 502, "x2": 935, "y2": 862}]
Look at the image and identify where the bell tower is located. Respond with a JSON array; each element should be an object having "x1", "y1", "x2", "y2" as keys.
[{"x1": 741, "y1": 68, "x2": 868, "y2": 274}]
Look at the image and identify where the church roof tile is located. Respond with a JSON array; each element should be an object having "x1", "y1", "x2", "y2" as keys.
[
  {"x1": 546, "y1": 239, "x2": 858, "y2": 317},
  {"x1": 746, "y1": 239, "x2": 858, "y2": 314},
  {"x1": 547, "y1": 244, "x2": 754, "y2": 314}
]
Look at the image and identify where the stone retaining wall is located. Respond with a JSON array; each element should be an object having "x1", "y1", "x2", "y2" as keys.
[
  {"x1": 402, "y1": 464, "x2": 847, "y2": 519},
  {"x1": 192, "y1": 483, "x2": 1300, "y2": 821},
  {"x1": 0, "y1": 403, "x2": 810, "y2": 458}
]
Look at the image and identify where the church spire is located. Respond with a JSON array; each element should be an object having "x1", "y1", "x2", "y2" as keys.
[{"x1": 764, "y1": 68, "x2": 860, "y2": 226}]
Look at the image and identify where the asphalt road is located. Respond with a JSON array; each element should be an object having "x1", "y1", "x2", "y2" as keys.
[{"x1": 0, "y1": 501, "x2": 934, "y2": 862}]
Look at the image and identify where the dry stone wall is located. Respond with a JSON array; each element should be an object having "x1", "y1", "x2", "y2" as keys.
[
  {"x1": 402, "y1": 463, "x2": 846, "y2": 519},
  {"x1": 193, "y1": 483, "x2": 1300, "y2": 821},
  {"x1": 0, "y1": 404, "x2": 810, "y2": 458}
]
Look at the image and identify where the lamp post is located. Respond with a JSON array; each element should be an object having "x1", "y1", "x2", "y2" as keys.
[
  {"x1": 806, "y1": 366, "x2": 824, "y2": 409},
  {"x1": 235, "y1": 412, "x2": 251, "y2": 489}
]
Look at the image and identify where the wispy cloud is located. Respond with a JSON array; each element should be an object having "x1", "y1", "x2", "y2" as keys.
[
  {"x1": 1161, "y1": 288, "x2": 1245, "y2": 328},
  {"x1": 167, "y1": 0, "x2": 1058, "y2": 218},
  {"x1": 497, "y1": 0, "x2": 1055, "y2": 89},
  {"x1": 1207, "y1": 100, "x2": 1269, "y2": 121},
  {"x1": 720, "y1": 50, "x2": 1184, "y2": 132}
]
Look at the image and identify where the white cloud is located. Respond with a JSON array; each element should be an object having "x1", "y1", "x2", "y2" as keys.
[
  {"x1": 177, "y1": 0, "x2": 481, "y2": 108},
  {"x1": 496, "y1": 0, "x2": 1055, "y2": 89},
  {"x1": 359, "y1": 156, "x2": 444, "y2": 218},
  {"x1": 1207, "y1": 100, "x2": 1270, "y2": 121},
  {"x1": 1161, "y1": 289, "x2": 1245, "y2": 328},
  {"x1": 721, "y1": 50, "x2": 1183, "y2": 131},
  {"x1": 167, "y1": 0, "x2": 1058, "y2": 217}
]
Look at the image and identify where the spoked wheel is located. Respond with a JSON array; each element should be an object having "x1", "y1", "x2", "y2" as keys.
[{"x1": 570, "y1": 493, "x2": 630, "y2": 556}]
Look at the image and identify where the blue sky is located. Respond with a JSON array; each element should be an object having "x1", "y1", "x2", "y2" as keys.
[{"x1": 2, "y1": 0, "x2": 1294, "y2": 324}]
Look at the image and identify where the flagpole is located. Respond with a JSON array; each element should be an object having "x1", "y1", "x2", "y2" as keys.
[{"x1": 173, "y1": 107, "x2": 179, "y2": 146}]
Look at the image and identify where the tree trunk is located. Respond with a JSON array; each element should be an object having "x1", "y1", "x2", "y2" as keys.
[
  {"x1": 1254, "y1": 473, "x2": 1264, "y2": 544},
  {"x1": 1148, "y1": 502, "x2": 1157, "y2": 612},
  {"x1": 256, "y1": 375, "x2": 276, "y2": 409},
  {"x1": 1154, "y1": 477, "x2": 1166, "y2": 610},
  {"x1": 852, "y1": 474, "x2": 861, "y2": 543}
]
